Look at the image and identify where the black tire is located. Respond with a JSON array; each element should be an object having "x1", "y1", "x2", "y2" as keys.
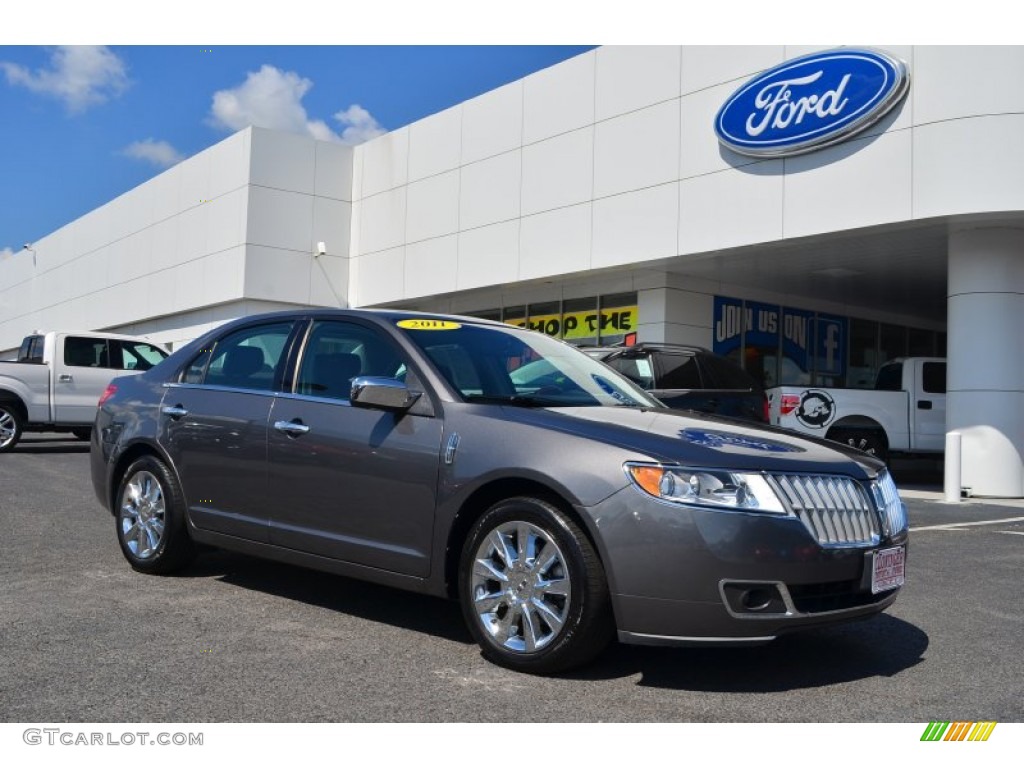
[
  {"x1": 72, "y1": 427, "x2": 92, "y2": 441},
  {"x1": 115, "y1": 455, "x2": 194, "y2": 574},
  {"x1": 458, "y1": 496, "x2": 614, "y2": 674},
  {"x1": 0, "y1": 402, "x2": 24, "y2": 453},
  {"x1": 829, "y1": 428, "x2": 889, "y2": 463}
]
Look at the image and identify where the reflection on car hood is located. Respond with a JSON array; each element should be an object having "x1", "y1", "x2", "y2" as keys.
[{"x1": 511, "y1": 406, "x2": 882, "y2": 479}]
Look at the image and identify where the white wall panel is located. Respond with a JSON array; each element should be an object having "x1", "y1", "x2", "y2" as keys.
[
  {"x1": 357, "y1": 187, "x2": 407, "y2": 255},
  {"x1": 406, "y1": 171, "x2": 460, "y2": 243},
  {"x1": 244, "y1": 245, "x2": 311, "y2": 304},
  {"x1": 593, "y1": 184, "x2": 678, "y2": 269},
  {"x1": 204, "y1": 246, "x2": 246, "y2": 306},
  {"x1": 913, "y1": 115, "x2": 1024, "y2": 219},
  {"x1": 783, "y1": 130, "x2": 912, "y2": 238},
  {"x1": 314, "y1": 139, "x2": 354, "y2": 201},
  {"x1": 312, "y1": 197, "x2": 352, "y2": 259},
  {"x1": 519, "y1": 204, "x2": 591, "y2": 281},
  {"x1": 679, "y1": 162, "x2": 783, "y2": 254},
  {"x1": 177, "y1": 203, "x2": 209, "y2": 264},
  {"x1": 249, "y1": 127, "x2": 316, "y2": 194},
  {"x1": 116, "y1": 228, "x2": 154, "y2": 285},
  {"x1": 408, "y1": 106, "x2": 462, "y2": 182},
  {"x1": 150, "y1": 218, "x2": 181, "y2": 275},
  {"x1": 596, "y1": 46, "x2": 681, "y2": 121},
  {"x1": 680, "y1": 46, "x2": 784, "y2": 95},
  {"x1": 173, "y1": 256, "x2": 206, "y2": 312},
  {"x1": 459, "y1": 151, "x2": 521, "y2": 231},
  {"x1": 149, "y1": 164, "x2": 182, "y2": 224},
  {"x1": 309, "y1": 253, "x2": 349, "y2": 307},
  {"x1": 209, "y1": 128, "x2": 251, "y2": 199},
  {"x1": 461, "y1": 81, "x2": 523, "y2": 165},
  {"x1": 913, "y1": 46, "x2": 1024, "y2": 125},
  {"x1": 205, "y1": 187, "x2": 247, "y2": 256},
  {"x1": 405, "y1": 235, "x2": 458, "y2": 299},
  {"x1": 360, "y1": 127, "x2": 409, "y2": 197},
  {"x1": 457, "y1": 220, "x2": 520, "y2": 291},
  {"x1": 680, "y1": 82, "x2": 760, "y2": 179},
  {"x1": 355, "y1": 247, "x2": 405, "y2": 306},
  {"x1": 521, "y1": 128, "x2": 593, "y2": 216},
  {"x1": 247, "y1": 186, "x2": 314, "y2": 253},
  {"x1": 594, "y1": 100, "x2": 680, "y2": 198},
  {"x1": 523, "y1": 51, "x2": 595, "y2": 144},
  {"x1": 177, "y1": 146, "x2": 211, "y2": 213}
]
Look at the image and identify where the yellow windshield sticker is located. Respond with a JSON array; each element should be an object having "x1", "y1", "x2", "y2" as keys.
[{"x1": 397, "y1": 319, "x2": 462, "y2": 331}]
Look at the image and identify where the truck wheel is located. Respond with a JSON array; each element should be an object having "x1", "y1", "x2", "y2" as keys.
[
  {"x1": 830, "y1": 428, "x2": 889, "y2": 463},
  {"x1": 0, "y1": 403, "x2": 24, "y2": 453},
  {"x1": 458, "y1": 497, "x2": 614, "y2": 674}
]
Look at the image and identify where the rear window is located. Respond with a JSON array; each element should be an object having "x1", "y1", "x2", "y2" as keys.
[
  {"x1": 17, "y1": 335, "x2": 44, "y2": 363},
  {"x1": 875, "y1": 362, "x2": 903, "y2": 391}
]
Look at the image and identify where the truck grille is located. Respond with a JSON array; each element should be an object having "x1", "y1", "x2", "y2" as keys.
[{"x1": 768, "y1": 474, "x2": 880, "y2": 547}]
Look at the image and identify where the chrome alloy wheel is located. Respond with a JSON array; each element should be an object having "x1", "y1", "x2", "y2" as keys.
[
  {"x1": 0, "y1": 409, "x2": 16, "y2": 449},
  {"x1": 470, "y1": 521, "x2": 572, "y2": 653},
  {"x1": 119, "y1": 470, "x2": 166, "y2": 560}
]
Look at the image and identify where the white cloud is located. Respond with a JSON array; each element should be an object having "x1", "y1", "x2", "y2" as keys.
[
  {"x1": 120, "y1": 139, "x2": 185, "y2": 168},
  {"x1": 0, "y1": 45, "x2": 129, "y2": 112},
  {"x1": 334, "y1": 104, "x2": 385, "y2": 144},
  {"x1": 209, "y1": 65, "x2": 385, "y2": 145}
]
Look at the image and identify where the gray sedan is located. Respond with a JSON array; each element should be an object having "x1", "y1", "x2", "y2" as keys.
[{"x1": 91, "y1": 310, "x2": 907, "y2": 674}]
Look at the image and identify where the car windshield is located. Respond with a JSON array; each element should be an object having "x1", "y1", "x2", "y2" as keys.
[{"x1": 398, "y1": 320, "x2": 661, "y2": 408}]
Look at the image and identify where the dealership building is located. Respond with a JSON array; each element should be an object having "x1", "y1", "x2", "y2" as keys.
[{"x1": 1, "y1": 45, "x2": 1022, "y2": 496}]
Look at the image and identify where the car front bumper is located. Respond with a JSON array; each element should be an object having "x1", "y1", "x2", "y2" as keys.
[{"x1": 585, "y1": 484, "x2": 907, "y2": 645}]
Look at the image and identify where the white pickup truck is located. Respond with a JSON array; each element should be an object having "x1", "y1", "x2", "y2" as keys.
[
  {"x1": 767, "y1": 357, "x2": 947, "y2": 462},
  {"x1": 0, "y1": 331, "x2": 169, "y2": 452}
]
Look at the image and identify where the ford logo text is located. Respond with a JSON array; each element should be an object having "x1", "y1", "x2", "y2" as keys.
[{"x1": 714, "y1": 48, "x2": 909, "y2": 158}]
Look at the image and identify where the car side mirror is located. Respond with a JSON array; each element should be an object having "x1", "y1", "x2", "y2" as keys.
[{"x1": 350, "y1": 376, "x2": 422, "y2": 411}]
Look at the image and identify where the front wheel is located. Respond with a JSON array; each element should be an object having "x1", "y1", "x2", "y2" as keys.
[
  {"x1": 115, "y1": 455, "x2": 194, "y2": 574},
  {"x1": 0, "y1": 403, "x2": 23, "y2": 453},
  {"x1": 458, "y1": 497, "x2": 613, "y2": 674}
]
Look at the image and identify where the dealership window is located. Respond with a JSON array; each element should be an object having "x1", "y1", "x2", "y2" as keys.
[{"x1": 465, "y1": 293, "x2": 637, "y2": 346}]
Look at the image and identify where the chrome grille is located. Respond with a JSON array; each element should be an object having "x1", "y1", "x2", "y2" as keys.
[
  {"x1": 768, "y1": 474, "x2": 880, "y2": 547},
  {"x1": 871, "y1": 470, "x2": 908, "y2": 537}
]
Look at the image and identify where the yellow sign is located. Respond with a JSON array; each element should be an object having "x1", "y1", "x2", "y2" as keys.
[
  {"x1": 397, "y1": 319, "x2": 462, "y2": 331},
  {"x1": 508, "y1": 306, "x2": 638, "y2": 340}
]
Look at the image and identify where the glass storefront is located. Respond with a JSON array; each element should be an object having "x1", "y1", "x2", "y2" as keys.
[
  {"x1": 714, "y1": 295, "x2": 944, "y2": 389},
  {"x1": 465, "y1": 292, "x2": 638, "y2": 346}
]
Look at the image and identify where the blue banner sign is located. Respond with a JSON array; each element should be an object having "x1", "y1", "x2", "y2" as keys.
[{"x1": 714, "y1": 48, "x2": 909, "y2": 158}]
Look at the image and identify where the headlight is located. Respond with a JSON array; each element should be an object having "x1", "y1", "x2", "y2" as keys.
[{"x1": 625, "y1": 463, "x2": 788, "y2": 514}]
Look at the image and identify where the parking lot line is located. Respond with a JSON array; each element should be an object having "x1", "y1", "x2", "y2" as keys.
[{"x1": 909, "y1": 516, "x2": 1024, "y2": 533}]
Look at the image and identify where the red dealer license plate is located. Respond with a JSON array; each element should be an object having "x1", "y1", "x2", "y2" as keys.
[{"x1": 871, "y1": 546, "x2": 906, "y2": 594}]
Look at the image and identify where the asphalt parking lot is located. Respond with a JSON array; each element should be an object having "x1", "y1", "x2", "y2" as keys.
[{"x1": 1, "y1": 435, "x2": 1022, "y2": 723}]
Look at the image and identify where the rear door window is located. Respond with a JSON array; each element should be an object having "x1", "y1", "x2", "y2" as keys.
[
  {"x1": 654, "y1": 352, "x2": 702, "y2": 389},
  {"x1": 64, "y1": 337, "x2": 111, "y2": 368},
  {"x1": 188, "y1": 322, "x2": 295, "y2": 392}
]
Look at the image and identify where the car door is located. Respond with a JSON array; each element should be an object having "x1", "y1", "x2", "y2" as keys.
[
  {"x1": 159, "y1": 320, "x2": 300, "y2": 543},
  {"x1": 265, "y1": 318, "x2": 443, "y2": 577},
  {"x1": 53, "y1": 335, "x2": 119, "y2": 423}
]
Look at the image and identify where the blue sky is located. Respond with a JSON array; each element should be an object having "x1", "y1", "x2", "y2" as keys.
[{"x1": 0, "y1": 45, "x2": 594, "y2": 257}]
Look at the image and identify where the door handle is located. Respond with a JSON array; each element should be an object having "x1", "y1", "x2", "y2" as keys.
[
  {"x1": 274, "y1": 419, "x2": 310, "y2": 436},
  {"x1": 917, "y1": 400, "x2": 933, "y2": 410},
  {"x1": 162, "y1": 405, "x2": 189, "y2": 419},
  {"x1": 59, "y1": 374, "x2": 73, "y2": 383}
]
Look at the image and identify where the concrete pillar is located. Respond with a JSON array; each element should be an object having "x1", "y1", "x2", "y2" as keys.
[{"x1": 947, "y1": 228, "x2": 1024, "y2": 497}]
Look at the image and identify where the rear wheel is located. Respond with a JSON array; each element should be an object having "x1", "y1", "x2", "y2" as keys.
[
  {"x1": 115, "y1": 455, "x2": 194, "y2": 574},
  {"x1": 0, "y1": 403, "x2": 23, "y2": 453},
  {"x1": 829, "y1": 428, "x2": 889, "y2": 463},
  {"x1": 458, "y1": 497, "x2": 613, "y2": 674}
]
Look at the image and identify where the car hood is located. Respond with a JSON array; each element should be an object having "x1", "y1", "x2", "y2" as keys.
[{"x1": 506, "y1": 405, "x2": 884, "y2": 479}]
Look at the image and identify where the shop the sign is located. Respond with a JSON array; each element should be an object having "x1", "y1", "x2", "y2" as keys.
[
  {"x1": 507, "y1": 305, "x2": 637, "y2": 341},
  {"x1": 714, "y1": 48, "x2": 909, "y2": 158}
]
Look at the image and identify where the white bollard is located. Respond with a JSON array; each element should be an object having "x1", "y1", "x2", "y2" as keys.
[{"x1": 944, "y1": 431, "x2": 962, "y2": 503}]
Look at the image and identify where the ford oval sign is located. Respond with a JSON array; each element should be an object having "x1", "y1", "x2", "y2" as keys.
[{"x1": 714, "y1": 48, "x2": 909, "y2": 158}]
